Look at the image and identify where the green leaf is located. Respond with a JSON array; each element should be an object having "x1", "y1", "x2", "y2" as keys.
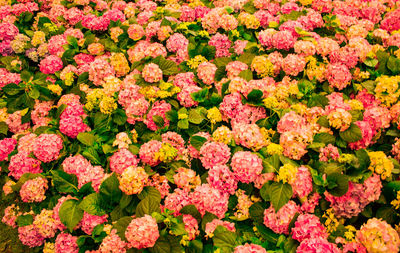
[
  {"x1": 191, "y1": 88, "x2": 209, "y2": 103},
  {"x1": 137, "y1": 186, "x2": 161, "y2": 201},
  {"x1": 20, "y1": 70, "x2": 32, "y2": 83},
  {"x1": 349, "y1": 110, "x2": 363, "y2": 122},
  {"x1": 214, "y1": 57, "x2": 232, "y2": 68},
  {"x1": 364, "y1": 58, "x2": 378, "y2": 68},
  {"x1": 16, "y1": 214, "x2": 33, "y2": 227},
  {"x1": 113, "y1": 109, "x2": 127, "y2": 125},
  {"x1": 180, "y1": 205, "x2": 202, "y2": 223},
  {"x1": 256, "y1": 225, "x2": 279, "y2": 243},
  {"x1": 114, "y1": 216, "x2": 133, "y2": 241},
  {"x1": 246, "y1": 89, "x2": 263, "y2": 104},
  {"x1": 189, "y1": 136, "x2": 207, "y2": 151},
  {"x1": 314, "y1": 133, "x2": 335, "y2": 144},
  {"x1": 249, "y1": 202, "x2": 266, "y2": 224},
  {"x1": 339, "y1": 123, "x2": 362, "y2": 143},
  {"x1": 360, "y1": 80, "x2": 376, "y2": 93},
  {"x1": 376, "y1": 50, "x2": 390, "y2": 74},
  {"x1": 376, "y1": 206, "x2": 397, "y2": 224},
  {"x1": 28, "y1": 88, "x2": 40, "y2": 99},
  {"x1": 237, "y1": 53, "x2": 255, "y2": 66},
  {"x1": 307, "y1": 94, "x2": 329, "y2": 108},
  {"x1": 2, "y1": 83, "x2": 22, "y2": 96},
  {"x1": 0, "y1": 121, "x2": 8, "y2": 135},
  {"x1": 99, "y1": 173, "x2": 122, "y2": 208},
  {"x1": 387, "y1": 56, "x2": 400, "y2": 74},
  {"x1": 51, "y1": 170, "x2": 79, "y2": 194},
  {"x1": 178, "y1": 119, "x2": 189, "y2": 129},
  {"x1": 268, "y1": 182, "x2": 293, "y2": 212},
  {"x1": 67, "y1": 35, "x2": 79, "y2": 48},
  {"x1": 136, "y1": 195, "x2": 161, "y2": 217},
  {"x1": 59, "y1": 199, "x2": 84, "y2": 232},
  {"x1": 188, "y1": 109, "x2": 204, "y2": 124},
  {"x1": 238, "y1": 69, "x2": 253, "y2": 81},
  {"x1": 38, "y1": 16, "x2": 52, "y2": 27},
  {"x1": 158, "y1": 58, "x2": 180, "y2": 75},
  {"x1": 82, "y1": 147, "x2": 102, "y2": 165},
  {"x1": 77, "y1": 132, "x2": 96, "y2": 146},
  {"x1": 201, "y1": 212, "x2": 218, "y2": 231},
  {"x1": 149, "y1": 235, "x2": 183, "y2": 253},
  {"x1": 152, "y1": 115, "x2": 165, "y2": 128},
  {"x1": 326, "y1": 173, "x2": 349, "y2": 197},
  {"x1": 260, "y1": 182, "x2": 270, "y2": 201},
  {"x1": 355, "y1": 149, "x2": 370, "y2": 170},
  {"x1": 212, "y1": 226, "x2": 238, "y2": 252},
  {"x1": 243, "y1": 0, "x2": 257, "y2": 14},
  {"x1": 78, "y1": 193, "x2": 107, "y2": 216}
]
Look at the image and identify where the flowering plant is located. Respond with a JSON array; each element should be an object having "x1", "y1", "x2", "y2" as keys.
[{"x1": 1, "y1": 0, "x2": 400, "y2": 252}]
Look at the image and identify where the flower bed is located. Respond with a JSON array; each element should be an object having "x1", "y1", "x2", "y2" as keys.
[{"x1": 1, "y1": 0, "x2": 400, "y2": 252}]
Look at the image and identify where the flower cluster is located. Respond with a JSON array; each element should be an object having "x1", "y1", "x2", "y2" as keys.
[{"x1": 1, "y1": 0, "x2": 400, "y2": 252}]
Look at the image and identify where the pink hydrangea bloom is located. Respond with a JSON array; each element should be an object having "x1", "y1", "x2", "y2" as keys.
[
  {"x1": 0, "y1": 138, "x2": 17, "y2": 161},
  {"x1": 231, "y1": 151, "x2": 263, "y2": 183},
  {"x1": 296, "y1": 238, "x2": 341, "y2": 253},
  {"x1": 324, "y1": 174, "x2": 382, "y2": 218},
  {"x1": 356, "y1": 218, "x2": 400, "y2": 253},
  {"x1": 110, "y1": 149, "x2": 139, "y2": 174},
  {"x1": 18, "y1": 225, "x2": 45, "y2": 248},
  {"x1": 145, "y1": 101, "x2": 171, "y2": 131},
  {"x1": 125, "y1": 215, "x2": 159, "y2": 249},
  {"x1": 263, "y1": 201, "x2": 299, "y2": 235},
  {"x1": 348, "y1": 121, "x2": 375, "y2": 150},
  {"x1": 39, "y1": 55, "x2": 63, "y2": 74},
  {"x1": 55, "y1": 232, "x2": 79, "y2": 253},
  {"x1": 183, "y1": 214, "x2": 199, "y2": 240},
  {"x1": 99, "y1": 229, "x2": 127, "y2": 253},
  {"x1": 199, "y1": 141, "x2": 231, "y2": 169},
  {"x1": 8, "y1": 151, "x2": 42, "y2": 180},
  {"x1": 292, "y1": 214, "x2": 328, "y2": 242},
  {"x1": 142, "y1": 63, "x2": 163, "y2": 83},
  {"x1": 80, "y1": 212, "x2": 108, "y2": 235},
  {"x1": 32, "y1": 134, "x2": 63, "y2": 163},
  {"x1": 291, "y1": 166, "x2": 313, "y2": 199},
  {"x1": 205, "y1": 219, "x2": 236, "y2": 236},
  {"x1": 139, "y1": 140, "x2": 162, "y2": 166},
  {"x1": 177, "y1": 85, "x2": 201, "y2": 107},
  {"x1": 20, "y1": 177, "x2": 48, "y2": 203},
  {"x1": 197, "y1": 62, "x2": 217, "y2": 85},
  {"x1": 234, "y1": 243, "x2": 267, "y2": 253},
  {"x1": 190, "y1": 184, "x2": 229, "y2": 219},
  {"x1": 207, "y1": 165, "x2": 238, "y2": 195}
]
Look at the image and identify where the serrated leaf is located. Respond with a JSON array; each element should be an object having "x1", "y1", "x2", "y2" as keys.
[
  {"x1": 314, "y1": 133, "x2": 335, "y2": 144},
  {"x1": 114, "y1": 216, "x2": 133, "y2": 241},
  {"x1": 188, "y1": 109, "x2": 204, "y2": 124},
  {"x1": 99, "y1": 173, "x2": 122, "y2": 209},
  {"x1": 189, "y1": 136, "x2": 207, "y2": 151},
  {"x1": 51, "y1": 170, "x2": 79, "y2": 194},
  {"x1": 0, "y1": 121, "x2": 8, "y2": 135},
  {"x1": 340, "y1": 123, "x2": 362, "y2": 143},
  {"x1": 77, "y1": 132, "x2": 96, "y2": 146},
  {"x1": 212, "y1": 226, "x2": 238, "y2": 252},
  {"x1": 16, "y1": 214, "x2": 33, "y2": 227},
  {"x1": 59, "y1": 199, "x2": 84, "y2": 232},
  {"x1": 78, "y1": 193, "x2": 107, "y2": 216},
  {"x1": 269, "y1": 182, "x2": 292, "y2": 212},
  {"x1": 326, "y1": 173, "x2": 349, "y2": 197},
  {"x1": 238, "y1": 69, "x2": 253, "y2": 81},
  {"x1": 135, "y1": 195, "x2": 161, "y2": 217},
  {"x1": 180, "y1": 205, "x2": 202, "y2": 223},
  {"x1": 153, "y1": 115, "x2": 165, "y2": 128}
]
